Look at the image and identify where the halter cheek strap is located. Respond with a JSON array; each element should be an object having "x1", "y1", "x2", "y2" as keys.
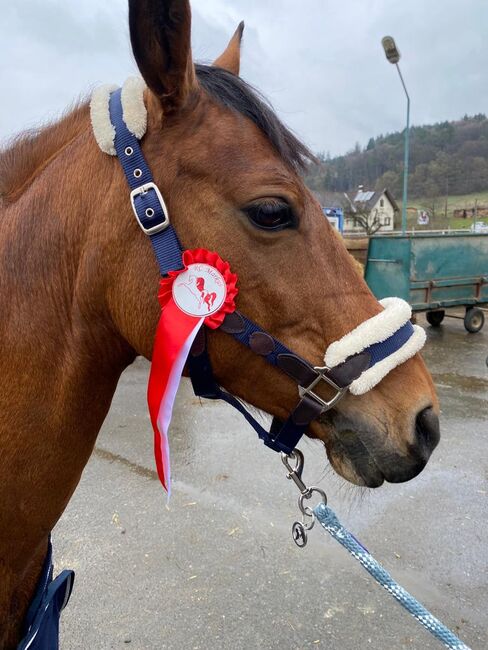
[{"x1": 102, "y1": 85, "x2": 424, "y2": 456}]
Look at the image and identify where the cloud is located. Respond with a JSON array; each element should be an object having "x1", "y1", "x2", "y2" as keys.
[{"x1": 1, "y1": 0, "x2": 487, "y2": 156}]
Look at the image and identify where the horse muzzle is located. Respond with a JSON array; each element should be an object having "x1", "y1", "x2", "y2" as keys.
[{"x1": 318, "y1": 404, "x2": 440, "y2": 488}]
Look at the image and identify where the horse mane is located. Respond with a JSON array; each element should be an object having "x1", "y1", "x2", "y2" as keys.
[
  {"x1": 195, "y1": 64, "x2": 315, "y2": 170},
  {"x1": 0, "y1": 101, "x2": 89, "y2": 205}
]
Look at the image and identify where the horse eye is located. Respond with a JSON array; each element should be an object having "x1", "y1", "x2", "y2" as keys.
[{"x1": 243, "y1": 201, "x2": 296, "y2": 231}]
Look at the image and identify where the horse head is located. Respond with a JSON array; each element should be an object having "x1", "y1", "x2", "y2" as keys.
[{"x1": 105, "y1": 0, "x2": 439, "y2": 488}]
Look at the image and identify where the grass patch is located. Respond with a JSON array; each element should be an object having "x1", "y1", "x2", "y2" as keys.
[{"x1": 397, "y1": 191, "x2": 488, "y2": 230}]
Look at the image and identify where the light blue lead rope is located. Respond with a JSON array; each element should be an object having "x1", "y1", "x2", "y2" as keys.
[{"x1": 313, "y1": 503, "x2": 472, "y2": 650}]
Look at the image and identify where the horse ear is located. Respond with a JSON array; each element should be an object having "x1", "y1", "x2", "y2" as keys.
[
  {"x1": 128, "y1": 0, "x2": 197, "y2": 114},
  {"x1": 213, "y1": 21, "x2": 244, "y2": 75}
]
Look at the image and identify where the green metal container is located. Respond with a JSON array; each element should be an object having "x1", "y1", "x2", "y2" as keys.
[{"x1": 365, "y1": 232, "x2": 488, "y2": 311}]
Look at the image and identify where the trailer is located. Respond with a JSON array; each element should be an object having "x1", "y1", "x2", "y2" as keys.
[{"x1": 364, "y1": 231, "x2": 488, "y2": 332}]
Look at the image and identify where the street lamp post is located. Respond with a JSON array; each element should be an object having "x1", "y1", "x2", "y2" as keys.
[{"x1": 381, "y1": 36, "x2": 410, "y2": 234}]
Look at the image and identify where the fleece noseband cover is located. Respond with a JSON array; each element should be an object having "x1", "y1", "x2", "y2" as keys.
[{"x1": 325, "y1": 297, "x2": 426, "y2": 395}]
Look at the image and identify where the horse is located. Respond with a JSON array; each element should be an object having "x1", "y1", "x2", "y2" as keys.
[
  {"x1": 194, "y1": 276, "x2": 217, "y2": 311},
  {"x1": 203, "y1": 290, "x2": 217, "y2": 311},
  {"x1": 0, "y1": 1, "x2": 439, "y2": 647},
  {"x1": 179, "y1": 274, "x2": 217, "y2": 311}
]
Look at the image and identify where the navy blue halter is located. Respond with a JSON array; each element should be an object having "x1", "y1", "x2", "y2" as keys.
[{"x1": 107, "y1": 87, "x2": 415, "y2": 455}]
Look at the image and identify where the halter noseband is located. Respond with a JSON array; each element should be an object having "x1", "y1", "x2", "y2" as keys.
[{"x1": 100, "y1": 84, "x2": 424, "y2": 457}]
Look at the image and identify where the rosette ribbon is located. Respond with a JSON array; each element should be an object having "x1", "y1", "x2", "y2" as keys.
[{"x1": 147, "y1": 249, "x2": 238, "y2": 494}]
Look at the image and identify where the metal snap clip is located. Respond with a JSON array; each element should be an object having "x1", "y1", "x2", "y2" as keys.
[{"x1": 282, "y1": 449, "x2": 328, "y2": 550}]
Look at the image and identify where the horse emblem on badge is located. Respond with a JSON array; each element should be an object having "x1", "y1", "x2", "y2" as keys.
[{"x1": 173, "y1": 264, "x2": 226, "y2": 317}]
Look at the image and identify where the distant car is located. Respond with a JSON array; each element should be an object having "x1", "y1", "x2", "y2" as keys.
[{"x1": 470, "y1": 221, "x2": 488, "y2": 233}]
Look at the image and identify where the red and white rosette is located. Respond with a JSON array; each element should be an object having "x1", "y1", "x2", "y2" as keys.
[{"x1": 147, "y1": 249, "x2": 238, "y2": 494}]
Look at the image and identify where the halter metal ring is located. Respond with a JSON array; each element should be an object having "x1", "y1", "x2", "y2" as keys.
[
  {"x1": 298, "y1": 365, "x2": 348, "y2": 413},
  {"x1": 299, "y1": 487, "x2": 327, "y2": 515}
]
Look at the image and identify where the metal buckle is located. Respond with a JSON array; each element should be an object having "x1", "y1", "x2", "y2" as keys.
[
  {"x1": 298, "y1": 365, "x2": 348, "y2": 413},
  {"x1": 129, "y1": 182, "x2": 170, "y2": 235},
  {"x1": 281, "y1": 449, "x2": 328, "y2": 548}
]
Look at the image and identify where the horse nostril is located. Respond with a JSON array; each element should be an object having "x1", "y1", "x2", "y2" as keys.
[{"x1": 415, "y1": 407, "x2": 440, "y2": 452}]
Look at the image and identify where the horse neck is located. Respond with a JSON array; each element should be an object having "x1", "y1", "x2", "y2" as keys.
[
  {"x1": 0, "y1": 119, "x2": 147, "y2": 646},
  {"x1": 0, "y1": 119, "x2": 139, "y2": 430}
]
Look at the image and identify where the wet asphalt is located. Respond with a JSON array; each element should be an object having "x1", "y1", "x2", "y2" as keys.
[{"x1": 54, "y1": 314, "x2": 488, "y2": 650}]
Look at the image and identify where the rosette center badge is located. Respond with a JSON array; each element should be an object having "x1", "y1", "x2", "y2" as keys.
[{"x1": 172, "y1": 263, "x2": 227, "y2": 317}]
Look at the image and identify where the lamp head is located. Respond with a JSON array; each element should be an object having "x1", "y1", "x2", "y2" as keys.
[{"x1": 382, "y1": 36, "x2": 401, "y2": 64}]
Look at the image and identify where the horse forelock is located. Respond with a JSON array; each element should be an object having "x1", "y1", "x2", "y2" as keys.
[{"x1": 195, "y1": 64, "x2": 316, "y2": 171}]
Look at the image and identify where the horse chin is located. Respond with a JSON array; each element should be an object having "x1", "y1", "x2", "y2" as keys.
[
  {"x1": 324, "y1": 431, "x2": 385, "y2": 488},
  {"x1": 315, "y1": 414, "x2": 430, "y2": 488},
  {"x1": 313, "y1": 417, "x2": 387, "y2": 488}
]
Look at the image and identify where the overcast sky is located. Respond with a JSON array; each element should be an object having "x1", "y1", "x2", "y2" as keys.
[{"x1": 1, "y1": 1, "x2": 487, "y2": 157}]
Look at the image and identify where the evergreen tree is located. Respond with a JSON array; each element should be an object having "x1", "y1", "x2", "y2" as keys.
[{"x1": 303, "y1": 114, "x2": 488, "y2": 200}]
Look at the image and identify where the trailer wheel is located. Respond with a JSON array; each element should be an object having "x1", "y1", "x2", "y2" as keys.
[
  {"x1": 426, "y1": 310, "x2": 445, "y2": 327},
  {"x1": 464, "y1": 307, "x2": 485, "y2": 333}
]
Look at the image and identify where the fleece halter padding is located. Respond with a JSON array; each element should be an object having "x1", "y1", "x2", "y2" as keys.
[
  {"x1": 90, "y1": 77, "x2": 147, "y2": 155},
  {"x1": 324, "y1": 297, "x2": 426, "y2": 395}
]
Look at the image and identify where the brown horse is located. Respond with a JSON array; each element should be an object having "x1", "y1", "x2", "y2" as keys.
[{"x1": 0, "y1": 1, "x2": 439, "y2": 646}]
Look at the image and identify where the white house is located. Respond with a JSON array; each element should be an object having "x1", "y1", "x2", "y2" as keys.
[{"x1": 343, "y1": 186, "x2": 398, "y2": 234}]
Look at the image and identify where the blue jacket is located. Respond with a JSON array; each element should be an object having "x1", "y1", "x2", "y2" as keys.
[{"x1": 17, "y1": 538, "x2": 74, "y2": 650}]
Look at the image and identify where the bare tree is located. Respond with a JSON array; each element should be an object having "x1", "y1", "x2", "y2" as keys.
[
  {"x1": 425, "y1": 196, "x2": 438, "y2": 221},
  {"x1": 347, "y1": 204, "x2": 383, "y2": 236}
]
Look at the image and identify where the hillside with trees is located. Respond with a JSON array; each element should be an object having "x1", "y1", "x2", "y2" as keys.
[{"x1": 305, "y1": 114, "x2": 488, "y2": 200}]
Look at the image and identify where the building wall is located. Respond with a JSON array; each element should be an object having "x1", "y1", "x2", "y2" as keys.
[
  {"x1": 371, "y1": 196, "x2": 395, "y2": 231},
  {"x1": 343, "y1": 193, "x2": 396, "y2": 233},
  {"x1": 344, "y1": 217, "x2": 362, "y2": 233}
]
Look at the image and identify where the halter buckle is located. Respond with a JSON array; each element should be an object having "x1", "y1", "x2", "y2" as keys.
[
  {"x1": 130, "y1": 182, "x2": 170, "y2": 235},
  {"x1": 298, "y1": 366, "x2": 348, "y2": 413}
]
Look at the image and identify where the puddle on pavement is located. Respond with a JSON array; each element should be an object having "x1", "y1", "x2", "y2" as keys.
[
  {"x1": 435, "y1": 384, "x2": 488, "y2": 419},
  {"x1": 432, "y1": 372, "x2": 488, "y2": 393},
  {"x1": 431, "y1": 369, "x2": 488, "y2": 416},
  {"x1": 418, "y1": 317, "x2": 488, "y2": 419}
]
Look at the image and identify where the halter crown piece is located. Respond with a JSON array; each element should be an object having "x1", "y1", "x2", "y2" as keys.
[{"x1": 90, "y1": 80, "x2": 426, "y2": 494}]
